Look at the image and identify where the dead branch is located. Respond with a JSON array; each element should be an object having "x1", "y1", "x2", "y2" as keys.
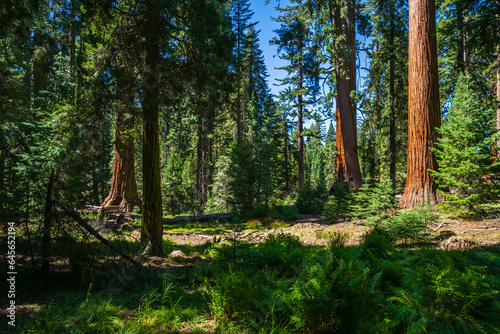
[{"x1": 53, "y1": 200, "x2": 139, "y2": 266}]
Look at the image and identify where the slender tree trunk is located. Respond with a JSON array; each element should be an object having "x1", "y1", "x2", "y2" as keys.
[
  {"x1": 457, "y1": 2, "x2": 464, "y2": 73},
  {"x1": 102, "y1": 90, "x2": 139, "y2": 211},
  {"x1": 496, "y1": 46, "x2": 500, "y2": 157},
  {"x1": 69, "y1": 0, "x2": 76, "y2": 75},
  {"x1": 330, "y1": 0, "x2": 362, "y2": 189},
  {"x1": 141, "y1": 0, "x2": 163, "y2": 256},
  {"x1": 400, "y1": 0, "x2": 441, "y2": 208},
  {"x1": 283, "y1": 111, "x2": 289, "y2": 192},
  {"x1": 334, "y1": 104, "x2": 347, "y2": 183},
  {"x1": 389, "y1": 4, "x2": 396, "y2": 193},
  {"x1": 298, "y1": 51, "x2": 305, "y2": 191},
  {"x1": 41, "y1": 169, "x2": 55, "y2": 277},
  {"x1": 197, "y1": 112, "x2": 208, "y2": 211},
  {"x1": 33, "y1": 30, "x2": 51, "y2": 110}
]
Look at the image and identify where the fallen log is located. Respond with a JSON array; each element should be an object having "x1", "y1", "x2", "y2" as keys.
[{"x1": 162, "y1": 213, "x2": 232, "y2": 224}]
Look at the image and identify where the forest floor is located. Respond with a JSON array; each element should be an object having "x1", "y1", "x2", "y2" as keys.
[
  {"x1": 3, "y1": 212, "x2": 500, "y2": 333},
  {"x1": 156, "y1": 213, "x2": 500, "y2": 252}
]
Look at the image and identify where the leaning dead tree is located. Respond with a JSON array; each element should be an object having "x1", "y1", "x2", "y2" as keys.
[{"x1": 52, "y1": 200, "x2": 139, "y2": 266}]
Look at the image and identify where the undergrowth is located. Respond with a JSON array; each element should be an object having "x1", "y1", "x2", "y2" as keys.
[{"x1": 17, "y1": 224, "x2": 500, "y2": 334}]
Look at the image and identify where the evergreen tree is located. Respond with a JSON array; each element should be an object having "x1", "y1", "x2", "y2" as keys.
[
  {"x1": 432, "y1": 74, "x2": 499, "y2": 217},
  {"x1": 360, "y1": 0, "x2": 408, "y2": 190},
  {"x1": 327, "y1": 0, "x2": 362, "y2": 189},
  {"x1": 271, "y1": 0, "x2": 320, "y2": 191},
  {"x1": 305, "y1": 121, "x2": 326, "y2": 192}
]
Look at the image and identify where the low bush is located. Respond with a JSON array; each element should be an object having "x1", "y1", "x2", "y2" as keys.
[
  {"x1": 269, "y1": 205, "x2": 300, "y2": 221},
  {"x1": 295, "y1": 188, "x2": 325, "y2": 214},
  {"x1": 322, "y1": 184, "x2": 352, "y2": 222}
]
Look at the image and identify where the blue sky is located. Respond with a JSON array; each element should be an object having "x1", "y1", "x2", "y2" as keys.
[
  {"x1": 249, "y1": 1, "x2": 371, "y2": 129},
  {"x1": 250, "y1": 0, "x2": 291, "y2": 97}
]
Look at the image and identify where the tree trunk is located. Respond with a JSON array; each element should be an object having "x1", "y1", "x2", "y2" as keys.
[
  {"x1": 334, "y1": 104, "x2": 347, "y2": 183},
  {"x1": 197, "y1": 112, "x2": 208, "y2": 211},
  {"x1": 400, "y1": 0, "x2": 441, "y2": 208},
  {"x1": 141, "y1": 0, "x2": 163, "y2": 257},
  {"x1": 496, "y1": 2, "x2": 500, "y2": 159},
  {"x1": 496, "y1": 46, "x2": 500, "y2": 157},
  {"x1": 101, "y1": 90, "x2": 139, "y2": 211},
  {"x1": 389, "y1": 3, "x2": 396, "y2": 193},
  {"x1": 283, "y1": 110, "x2": 290, "y2": 192},
  {"x1": 298, "y1": 50, "x2": 305, "y2": 191},
  {"x1": 41, "y1": 169, "x2": 55, "y2": 277},
  {"x1": 33, "y1": 30, "x2": 51, "y2": 110},
  {"x1": 330, "y1": 0, "x2": 362, "y2": 189}
]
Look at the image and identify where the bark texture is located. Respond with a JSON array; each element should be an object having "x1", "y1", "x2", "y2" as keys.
[
  {"x1": 330, "y1": 0, "x2": 362, "y2": 189},
  {"x1": 101, "y1": 91, "x2": 139, "y2": 211},
  {"x1": 298, "y1": 52, "x2": 305, "y2": 190},
  {"x1": 141, "y1": 0, "x2": 163, "y2": 256},
  {"x1": 334, "y1": 104, "x2": 348, "y2": 182},
  {"x1": 41, "y1": 170, "x2": 55, "y2": 277},
  {"x1": 400, "y1": 0, "x2": 441, "y2": 208},
  {"x1": 197, "y1": 113, "x2": 208, "y2": 211},
  {"x1": 389, "y1": 4, "x2": 396, "y2": 192},
  {"x1": 497, "y1": 46, "x2": 500, "y2": 157}
]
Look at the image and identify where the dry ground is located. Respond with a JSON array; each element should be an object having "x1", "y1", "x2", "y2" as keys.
[{"x1": 153, "y1": 214, "x2": 500, "y2": 251}]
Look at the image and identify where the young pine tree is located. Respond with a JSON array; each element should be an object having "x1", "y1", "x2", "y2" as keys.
[{"x1": 432, "y1": 74, "x2": 499, "y2": 217}]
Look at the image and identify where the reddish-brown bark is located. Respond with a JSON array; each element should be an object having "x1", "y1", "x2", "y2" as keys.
[
  {"x1": 334, "y1": 104, "x2": 348, "y2": 182},
  {"x1": 101, "y1": 93, "x2": 139, "y2": 211},
  {"x1": 330, "y1": 0, "x2": 362, "y2": 189},
  {"x1": 400, "y1": 0, "x2": 441, "y2": 208}
]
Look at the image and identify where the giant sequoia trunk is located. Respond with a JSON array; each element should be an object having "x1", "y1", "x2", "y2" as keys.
[
  {"x1": 399, "y1": 0, "x2": 441, "y2": 208},
  {"x1": 101, "y1": 91, "x2": 139, "y2": 211},
  {"x1": 330, "y1": 0, "x2": 362, "y2": 189},
  {"x1": 141, "y1": 0, "x2": 163, "y2": 256}
]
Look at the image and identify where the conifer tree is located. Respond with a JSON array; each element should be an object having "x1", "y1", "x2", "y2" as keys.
[
  {"x1": 360, "y1": 0, "x2": 408, "y2": 189},
  {"x1": 229, "y1": 0, "x2": 254, "y2": 140},
  {"x1": 271, "y1": 0, "x2": 320, "y2": 191},
  {"x1": 432, "y1": 74, "x2": 498, "y2": 216},
  {"x1": 327, "y1": 0, "x2": 362, "y2": 189}
]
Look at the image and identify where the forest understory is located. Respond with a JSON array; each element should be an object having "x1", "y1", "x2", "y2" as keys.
[{"x1": 2, "y1": 206, "x2": 500, "y2": 334}]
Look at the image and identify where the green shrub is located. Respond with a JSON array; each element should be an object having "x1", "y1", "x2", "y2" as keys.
[
  {"x1": 245, "y1": 219, "x2": 263, "y2": 229},
  {"x1": 285, "y1": 253, "x2": 382, "y2": 333},
  {"x1": 203, "y1": 269, "x2": 268, "y2": 322},
  {"x1": 295, "y1": 188, "x2": 325, "y2": 214},
  {"x1": 269, "y1": 205, "x2": 299, "y2": 221},
  {"x1": 379, "y1": 206, "x2": 437, "y2": 244},
  {"x1": 322, "y1": 184, "x2": 352, "y2": 222},
  {"x1": 238, "y1": 233, "x2": 305, "y2": 278},
  {"x1": 350, "y1": 178, "x2": 397, "y2": 223},
  {"x1": 362, "y1": 227, "x2": 395, "y2": 257},
  {"x1": 385, "y1": 253, "x2": 499, "y2": 333}
]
